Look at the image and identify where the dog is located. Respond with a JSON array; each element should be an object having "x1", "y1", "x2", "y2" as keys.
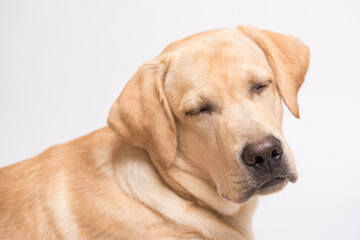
[{"x1": 0, "y1": 26, "x2": 310, "y2": 239}]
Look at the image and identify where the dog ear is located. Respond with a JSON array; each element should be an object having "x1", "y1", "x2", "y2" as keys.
[
  {"x1": 239, "y1": 26, "x2": 310, "y2": 118},
  {"x1": 107, "y1": 60, "x2": 176, "y2": 170}
]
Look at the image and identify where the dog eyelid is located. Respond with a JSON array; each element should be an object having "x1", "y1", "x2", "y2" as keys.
[
  {"x1": 185, "y1": 104, "x2": 213, "y2": 116},
  {"x1": 252, "y1": 80, "x2": 272, "y2": 93}
]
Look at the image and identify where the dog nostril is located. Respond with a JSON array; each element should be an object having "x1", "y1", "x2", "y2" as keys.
[
  {"x1": 241, "y1": 136, "x2": 283, "y2": 167},
  {"x1": 271, "y1": 148, "x2": 282, "y2": 159},
  {"x1": 254, "y1": 156, "x2": 264, "y2": 164}
]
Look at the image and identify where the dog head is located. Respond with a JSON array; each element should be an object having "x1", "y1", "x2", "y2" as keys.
[{"x1": 108, "y1": 26, "x2": 310, "y2": 204}]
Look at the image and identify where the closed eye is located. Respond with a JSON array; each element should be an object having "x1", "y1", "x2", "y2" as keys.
[
  {"x1": 252, "y1": 80, "x2": 272, "y2": 94},
  {"x1": 185, "y1": 105, "x2": 213, "y2": 116},
  {"x1": 256, "y1": 84, "x2": 267, "y2": 91}
]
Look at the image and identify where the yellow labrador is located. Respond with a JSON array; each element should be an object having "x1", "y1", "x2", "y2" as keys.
[{"x1": 0, "y1": 26, "x2": 309, "y2": 239}]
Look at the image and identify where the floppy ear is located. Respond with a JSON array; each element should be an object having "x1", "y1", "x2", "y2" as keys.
[
  {"x1": 107, "y1": 60, "x2": 176, "y2": 170},
  {"x1": 239, "y1": 26, "x2": 310, "y2": 118}
]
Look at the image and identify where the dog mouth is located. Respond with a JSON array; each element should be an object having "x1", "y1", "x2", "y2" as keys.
[
  {"x1": 256, "y1": 177, "x2": 288, "y2": 194},
  {"x1": 255, "y1": 170, "x2": 298, "y2": 194},
  {"x1": 221, "y1": 174, "x2": 297, "y2": 204}
]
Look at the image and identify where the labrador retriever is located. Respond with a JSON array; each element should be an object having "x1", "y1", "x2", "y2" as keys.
[{"x1": 0, "y1": 26, "x2": 310, "y2": 239}]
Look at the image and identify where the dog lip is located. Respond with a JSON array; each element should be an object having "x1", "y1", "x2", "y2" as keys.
[
  {"x1": 221, "y1": 173, "x2": 297, "y2": 204},
  {"x1": 289, "y1": 174, "x2": 298, "y2": 183},
  {"x1": 255, "y1": 177, "x2": 288, "y2": 195},
  {"x1": 260, "y1": 177, "x2": 285, "y2": 189}
]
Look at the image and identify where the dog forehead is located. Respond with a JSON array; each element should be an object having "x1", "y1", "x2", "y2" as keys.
[{"x1": 164, "y1": 29, "x2": 272, "y2": 100}]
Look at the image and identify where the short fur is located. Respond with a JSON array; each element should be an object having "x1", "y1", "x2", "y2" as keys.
[{"x1": 0, "y1": 26, "x2": 309, "y2": 240}]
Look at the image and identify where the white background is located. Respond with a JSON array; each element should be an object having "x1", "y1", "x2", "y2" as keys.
[{"x1": 1, "y1": 0, "x2": 359, "y2": 239}]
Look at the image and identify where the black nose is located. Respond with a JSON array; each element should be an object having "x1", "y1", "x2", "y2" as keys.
[{"x1": 241, "y1": 136, "x2": 282, "y2": 171}]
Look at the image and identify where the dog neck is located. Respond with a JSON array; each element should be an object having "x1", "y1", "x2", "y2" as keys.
[
  {"x1": 109, "y1": 131, "x2": 257, "y2": 239},
  {"x1": 166, "y1": 156, "x2": 258, "y2": 237},
  {"x1": 166, "y1": 156, "x2": 243, "y2": 216}
]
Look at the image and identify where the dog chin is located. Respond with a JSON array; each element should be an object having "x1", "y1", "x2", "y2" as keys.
[
  {"x1": 222, "y1": 176, "x2": 296, "y2": 204},
  {"x1": 222, "y1": 188, "x2": 257, "y2": 205},
  {"x1": 256, "y1": 177, "x2": 289, "y2": 195}
]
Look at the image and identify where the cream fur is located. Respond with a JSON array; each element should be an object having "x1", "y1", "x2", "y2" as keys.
[{"x1": 0, "y1": 26, "x2": 309, "y2": 239}]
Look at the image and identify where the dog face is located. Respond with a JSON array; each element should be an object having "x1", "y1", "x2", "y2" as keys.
[{"x1": 108, "y1": 26, "x2": 309, "y2": 205}]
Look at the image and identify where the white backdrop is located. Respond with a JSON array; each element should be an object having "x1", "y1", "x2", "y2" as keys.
[{"x1": 1, "y1": 0, "x2": 359, "y2": 239}]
